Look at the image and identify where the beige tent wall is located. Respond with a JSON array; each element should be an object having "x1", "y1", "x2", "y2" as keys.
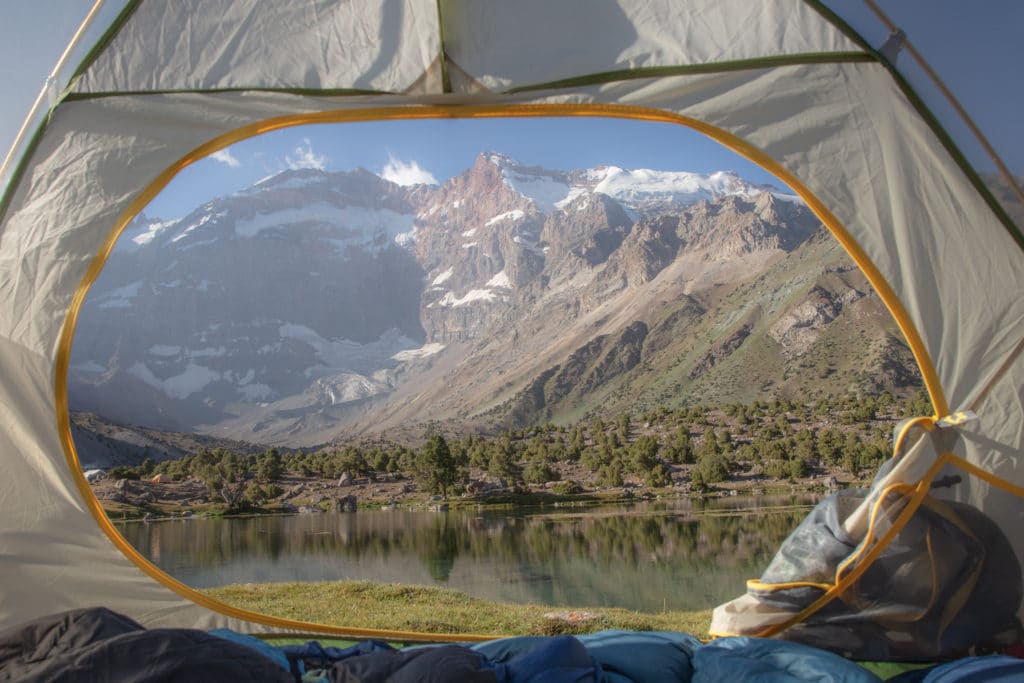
[
  {"x1": 73, "y1": 0, "x2": 440, "y2": 94},
  {"x1": 0, "y1": 0, "x2": 1021, "y2": 634}
]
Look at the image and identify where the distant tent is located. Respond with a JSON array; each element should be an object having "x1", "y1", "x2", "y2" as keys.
[
  {"x1": 149, "y1": 473, "x2": 171, "y2": 484},
  {"x1": 1, "y1": 0, "x2": 1022, "y2": 654}
]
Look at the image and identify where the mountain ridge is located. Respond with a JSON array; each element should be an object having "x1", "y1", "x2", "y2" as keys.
[{"x1": 69, "y1": 154, "x2": 922, "y2": 447}]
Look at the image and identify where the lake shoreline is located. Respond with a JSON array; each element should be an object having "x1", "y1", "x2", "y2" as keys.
[{"x1": 93, "y1": 466, "x2": 850, "y2": 522}]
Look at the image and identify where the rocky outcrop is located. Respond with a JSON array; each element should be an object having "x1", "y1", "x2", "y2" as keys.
[
  {"x1": 768, "y1": 286, "x2": 863, "y2": 359},
  {"x1": 690, "y1": 324, "x2": 752, "y2": 380}
]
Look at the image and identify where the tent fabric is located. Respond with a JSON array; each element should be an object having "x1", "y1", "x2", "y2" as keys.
[
  {"x1": 68, "y1": 0, "x2": 864, "y2": 96},
  {"x1": 0, "y1": 0, "x2": 1022, "y2": 649},
  {"x1": 72, "y1": 0, "x2": 442, "y2": 95}
]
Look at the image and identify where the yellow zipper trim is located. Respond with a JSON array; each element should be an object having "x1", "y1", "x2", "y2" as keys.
[
  {"x1": 746, "y1": 579, "x2": 834, "y2": 592},
  {"x1": 55, "y1": 102, "x2": 950, "y2": 638}
]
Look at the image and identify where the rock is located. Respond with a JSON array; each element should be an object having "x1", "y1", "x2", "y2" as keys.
[
  {"x1": 338, "y1": 472, "x2": 353, "y2": 486},
  {"x1": 542, "y1": 610, "x2": 602, "y2": 626},
  {"x1": 334, "y1": 495, "x2": 357, "y2": 512}
]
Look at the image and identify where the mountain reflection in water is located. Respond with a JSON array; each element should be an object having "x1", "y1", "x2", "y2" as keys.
[{"x1": 117, "y1": 495, "x2": 816, "y2": 613}]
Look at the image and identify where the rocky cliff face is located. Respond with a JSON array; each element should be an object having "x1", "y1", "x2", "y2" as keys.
[{"x1": 69, "y1": 153, "x2": 919, "y2": 445}]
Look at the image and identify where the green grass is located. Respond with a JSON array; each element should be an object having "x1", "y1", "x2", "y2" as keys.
[{"x1": 204, "y1": 580, "x2": 713, "y2": 638}]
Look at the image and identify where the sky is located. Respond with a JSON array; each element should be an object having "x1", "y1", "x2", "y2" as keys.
[
  {"x1": 141, "y1": 118, "x2": 787, "y2": 219},
  {"x1": 2, "y1": 1, "x2": 1021, "y2": 218}
]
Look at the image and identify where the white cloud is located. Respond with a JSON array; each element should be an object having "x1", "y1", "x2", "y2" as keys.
[
  {"x1": 286, "y1": 139, "x2": 328, "y2": 171},
  {"x1": 210, "y1": 147, "x2": 241, "y2": 168},
  {"x1": 381, "y1": 154, "x2": 438, "y2": 186}
]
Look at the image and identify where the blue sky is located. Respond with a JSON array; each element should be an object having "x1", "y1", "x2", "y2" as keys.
[{"x1": 2, "y1": 1, "x2": 1021, "y2": 218}]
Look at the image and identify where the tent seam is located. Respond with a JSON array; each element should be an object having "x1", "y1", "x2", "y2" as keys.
[
  {"x1": 68, "y1": 0, "x2": 144, "y2": 84},
  {"x1": 435, "y1": 0, "x2": 452, "y2": 93},
  {"x1": 503, "y1": 52, "x2": 875, "y2": 94},
  {"x1": 62, "y1": 86, "x2": 392, "y2": 101}
]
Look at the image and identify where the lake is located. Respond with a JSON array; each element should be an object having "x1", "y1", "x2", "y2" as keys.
[{"x1": 116, "y1": 494, "x2": 817, "y2": 613}]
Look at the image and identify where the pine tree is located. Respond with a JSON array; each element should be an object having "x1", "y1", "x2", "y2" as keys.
[{"x1": 416, "y1": 434, "x2": 461, "y2": 499}]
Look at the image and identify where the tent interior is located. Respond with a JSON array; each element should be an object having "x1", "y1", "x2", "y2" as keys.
[{"x1": 1, "y1": 1, "x2": 1023, "y2": 680}]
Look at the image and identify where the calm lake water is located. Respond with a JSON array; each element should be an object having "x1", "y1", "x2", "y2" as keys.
[{"x1": 116, "y1": 495, "x2": 817, "y2": 613}]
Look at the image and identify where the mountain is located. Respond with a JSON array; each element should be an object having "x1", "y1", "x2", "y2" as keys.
[{"x1": 69, "y1": 153, "x2": 921, "y2": 447}]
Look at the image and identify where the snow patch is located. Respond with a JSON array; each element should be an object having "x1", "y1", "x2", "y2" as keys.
[
  {"x1": 486, "y1": 270, "x2": 511, "y2": 289},
  {"x1": 462, "y1": 228, "x2": 477, "y2": 238},
  {"x1": 171, "y1": 213, "x2": 215, "y2": 243},
  {"x1": 234, "y1": 203, "x2": 415, "y2": 248},
  {"x1": 432, "y1": 268, "x2": 454, "y2": 286},
  {"x1": 97, "y1": 280, "x2": 144, "y2": 309},
  {"x1": 128, "y1": 362, "x2": 220, "y2": 400},
  {"x1": 437, "y1": 289, "x2": 498, "y2": 307},
  {"x1": 554, "y1": 188, "x2": 588, "y2": 210},
  {"x1": 394, "y1": 227, "x2": 417, "y2": 247},
  {"x1": 121, "y1": 218, "x2": 181, "y2": 250},
  {"x1": 147, "y1": 345, "x2": 181, "y2": 357},
  {"x1": 500, "y1": 171, "x2": 572, "y2": 213},
  {"x1": 391, "y1": 343, "x2": 446, "y2": 362},
  {"x1": 462, "y1": 242, "x2": 478, "y2": 249},
  {"x1": 485, "y1": 209, "x2": 525, "y2": 226},
  {"x1": 590, "y1": 167, "x2": 788, "y2": 207},
  {"x1": 253, "y1": 173, "x2": 328, "y2": 192},
  {"x1": 279, "y1": 324, "x2": 426, "y2": 373},
  {"x1": 315, "y1": 373, "x2": 389, "y2": 405}
]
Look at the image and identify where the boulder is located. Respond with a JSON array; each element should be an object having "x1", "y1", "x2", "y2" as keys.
[{"x1": 334, "y1": 495, "x2": 357, "y2": 512}]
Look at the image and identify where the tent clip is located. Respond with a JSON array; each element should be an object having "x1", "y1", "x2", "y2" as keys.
[
  {"x1": 878, "y1": 28, "x2": 907, "y2": 63},
  {"x1": 935, "y1": 410, "x2": 978, "y2": 429}
]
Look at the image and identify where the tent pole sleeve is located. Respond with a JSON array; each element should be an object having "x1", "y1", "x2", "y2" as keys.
[{"x1": 436, "y1": 0, "x2": 452, "y2": 93}]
